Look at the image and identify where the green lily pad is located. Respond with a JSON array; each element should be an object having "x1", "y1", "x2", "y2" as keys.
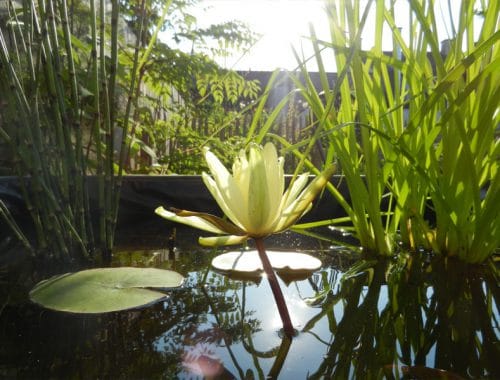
[
  {"x1": 29, "y1": 267, "x2": 184, "y2": 314},
  {"x1": 211, "y1": 250, "x2": 322, "y2": 275}
]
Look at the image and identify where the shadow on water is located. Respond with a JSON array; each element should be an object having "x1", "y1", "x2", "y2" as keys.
[{"x1": 0, "y1": 228, "x2": 499, "y2": 379}]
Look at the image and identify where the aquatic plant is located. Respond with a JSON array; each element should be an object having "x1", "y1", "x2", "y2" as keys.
[
  {"x1": 156, "y1": 143, "x2": 335, "y2": 246},
  {"x1": 0, "y1": 0, "x2": 144, "y2": 260},
  {"x1": 29, "y1": 267, "x2": 184, "y2": 313},
  {"x1": 289, "y1": 0, "x2": 499, "y2": 262},
  {"x1": 156, "y1": 142, "x2": 335, "y2": 337}
]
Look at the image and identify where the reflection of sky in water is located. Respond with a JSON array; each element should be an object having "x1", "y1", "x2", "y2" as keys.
[
  {"x1": 151, "y1": 259, "x2": 498, "y2": 379},
  {"x1": 154, "y1": 267, "x2": 349, "y2": 378},
  {"x1": 155, "y1": 269, "x2": 406, "y2": 378}
]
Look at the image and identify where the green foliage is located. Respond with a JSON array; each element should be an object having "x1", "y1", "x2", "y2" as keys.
[
  {"x1": 196, "y1": 70, "x2": 260, "y2": 105},
  {"x1": 287, "y1": 0, "x2": 499, "y2": 262},
  {"x1": 178, "y1": 19, "x2": 259, "y2": 58},
  {"x1": 135, "y1": 108, "x2": 250, "y2": 174},
  {"x1": 0, "y1": 0, "x2": 261, "y2": 260},
  {"x1": 111, "y1": 0, "x2": 261, "y2": 173}
]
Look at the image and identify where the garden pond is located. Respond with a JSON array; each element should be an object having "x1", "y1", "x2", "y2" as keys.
[{"x1": 0, "y1": 223, "x2": 498, "y2": 379}]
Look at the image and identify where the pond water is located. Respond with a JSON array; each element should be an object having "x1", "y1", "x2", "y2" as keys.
[{"x1": 1, "y1": 227, "x2": 499, "y2": 379}]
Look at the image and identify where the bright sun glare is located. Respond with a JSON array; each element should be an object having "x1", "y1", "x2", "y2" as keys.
[
  {"x1": 175, "y1": 0, "x2": 469, "y2": 72},
  {"x1": 193, "y1": 0, "x2": 327, "y2": 71}
]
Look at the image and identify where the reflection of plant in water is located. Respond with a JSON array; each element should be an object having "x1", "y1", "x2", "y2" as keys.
[
  {"x1": 305, "y1": 256, "x2": 499, "y2": 379},
  {"x1": 0, "y1": 304, "x2": 186, "y2": 378},
  {"x1": 200, "y1": 272, "x2": 262, "y2": 378},
  {"x1": 195, "y1": 255, "x2": 496, "y2": 378},
  {"x1": 300, "y1": 270, "x2": 344, "y2": 345},
  {"x1": 421, "y1": 260, "x2": 499, "y2": 377},
  {"x1": 201, "y1": 272, "x2": 293, "y2": 379},
  {"x1": 24, "y1": 250, "x2": 490, "y2": 379}
]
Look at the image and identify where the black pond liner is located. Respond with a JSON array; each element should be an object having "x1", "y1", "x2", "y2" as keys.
[
  {"x1": 0, "y1": 172, "x2": 445, "y2": 222},
  {"x1": 0, "y1": 174, "x2": 441, "y2": 236},
  {"x1": 0, "y1": 175, "x2": 354, "y2": 245}
]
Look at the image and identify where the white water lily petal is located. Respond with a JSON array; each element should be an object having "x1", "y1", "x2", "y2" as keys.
[
  {"x1": 231, "y1": 150, "x2": 252, "y2": 228},
  {"x1": 155, "y1": 207, "x2": 226, "y2": 234},
  {"x1": 247, "y1": 144, "x2": 271, "y2": 234},
  {"x1": 233, "y1": 149, "x2": 250, "y2": 196},
  {"x1": 204, "y1": 149, "x2": 249, "y2": 228},
  {"x1": 262, "y1": 143, "x2": 285, "y2": 229},
  {"x1": 199, "y1": 234, "x2": 248, "y2": 247},
  {"x1": 280, "y1": 173, "x2": 310, "y2": 211},
  {"x1": 202, "y1": 172, "x2": 246, "y2": 231},
  {"x1": 277, "y1": 203, "x2": 314, "y2": 233},
  {"x1": 276, "y1": 165, "x2": 336, "y2": 231}
]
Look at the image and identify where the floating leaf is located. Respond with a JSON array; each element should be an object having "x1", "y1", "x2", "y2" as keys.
[
  {"x1": 211, "y1": 250, "x2": 322, "y2": 275},
  {"x1": 29, "y1": 267, "x2": 184, "y2": 314}
]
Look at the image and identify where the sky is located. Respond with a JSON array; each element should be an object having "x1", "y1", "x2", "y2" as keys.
[
  {"x1": 196, "y1": 0, "x2": 330, "y2": 71},
  {"x1": 163, "y1": 0, "x2": 471, "y2": 72}
]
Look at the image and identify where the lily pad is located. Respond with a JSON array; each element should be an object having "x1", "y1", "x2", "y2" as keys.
[
  {"x1": 29, "y1": 267, "x2": 184, "y2": 314},
  {"x1": 211, "y1": 250, "x2": 322, "y2": 275}
]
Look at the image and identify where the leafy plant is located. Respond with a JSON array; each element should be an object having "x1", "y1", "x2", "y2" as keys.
[
  {"x1": 290, "y1": 0, "x2": 499, "y2": 262},
  {"x1": 0, "y1": 0, "x2": 261, "y2": 260},
  {"x1": 113, "y1": 0, "x2": 261, "y2": 174},
  {"x1": 0, "y1": 0, "x2": 122, "y2": 260}
]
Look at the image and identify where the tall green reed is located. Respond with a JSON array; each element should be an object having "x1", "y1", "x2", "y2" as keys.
[
  {"x1": 289, "y1": 0, "x2": 396, "y2": 256},
  {"x1": 0, "y1": 0, "x2": 166, "y2": 261},
  {"x1": 289, "y1": 0, "x2": 499, "y2": 262},
  {"x1": 398, "y1": 0, "x2": 500, "y2": 263},
  {"x1": 1, "y1": 0, "x2": 95, "y2": 259}
]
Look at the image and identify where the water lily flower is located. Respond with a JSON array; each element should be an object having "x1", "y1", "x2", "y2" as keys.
[
  {"x1": 156, "y1": 142, "x2": 335, "y2": 338},
  {"x1": 155, "y1": 142, "x2": 335, "y2": 247}
]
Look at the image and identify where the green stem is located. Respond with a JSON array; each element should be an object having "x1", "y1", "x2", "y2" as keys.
[{"x1": 255, "y1": 238, "x2": 295, "y2": 338}]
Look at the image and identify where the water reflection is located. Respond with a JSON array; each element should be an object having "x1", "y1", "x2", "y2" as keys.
[
  {"x1": 304, "y1": 255, "x2": 499, "y2": 379},
  {"x1": 1, "y1": 240, "x2": 498, "y2": 379}
]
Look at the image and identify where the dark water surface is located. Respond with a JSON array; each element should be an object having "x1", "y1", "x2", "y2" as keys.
[{"x1": 1, "y1": 228, "x2": 498, "y2": 379}]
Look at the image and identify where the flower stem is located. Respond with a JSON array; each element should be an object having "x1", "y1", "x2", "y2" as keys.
[{"x1": 255, "y1": 238, "x2": 295, "y2": 338}]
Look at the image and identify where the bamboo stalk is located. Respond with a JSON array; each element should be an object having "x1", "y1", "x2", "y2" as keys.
[
  {"x1": 113, "y1": 0, "x2": 146, "y2": 224},
  {"x1": 58, "y1": 0, "x2": 89, "y2": 248},
  {"x1": 105, "y1": 0, "x2": 120, "y2": 247},
  {"x1": 86, "y1": 0, "x2": 107, "y2": 259}
]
